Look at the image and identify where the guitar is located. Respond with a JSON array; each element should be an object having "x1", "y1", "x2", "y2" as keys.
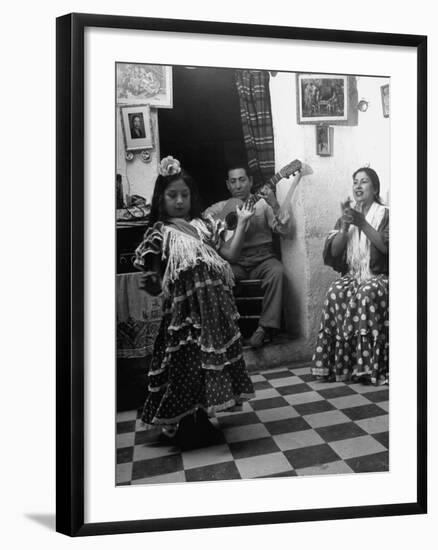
[{"x1": 217, "y1": 159, "x2": 302, "y2": 230}]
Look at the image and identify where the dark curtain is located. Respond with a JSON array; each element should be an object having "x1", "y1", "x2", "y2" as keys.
[{"x1": 235, "y1": 70, "x2": 275, "y2": 189}]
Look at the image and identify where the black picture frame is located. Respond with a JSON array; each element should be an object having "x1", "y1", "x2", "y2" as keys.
[{"x1": 56, "y1": 12, "x2": 427, "y2": 537}]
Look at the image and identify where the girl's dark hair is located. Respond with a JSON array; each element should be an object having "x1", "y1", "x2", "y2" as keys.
[
  {"x1": 352, "y1": 167, "x2": 384, "y2": 205},
  {"x1": 148, "y1": 168, "x2": 203, "y2": 225}
]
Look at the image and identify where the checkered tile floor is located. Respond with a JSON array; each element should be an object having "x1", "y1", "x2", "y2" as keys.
[{"x1": 116, "y1": 363, "x2": 389, "y2": 485}]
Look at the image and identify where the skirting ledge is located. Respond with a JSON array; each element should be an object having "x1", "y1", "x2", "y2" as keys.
[{"x1": 243, "y1": 335, "x2": 313, "y2": 373}]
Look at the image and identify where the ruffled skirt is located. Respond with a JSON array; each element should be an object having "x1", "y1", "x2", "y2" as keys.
[
  {"x1": 141, "y1": 263, "x2": 255, "y2": 427},
  {"x1": 311, "y1": 274, "x2": 389, "y2": 385}
]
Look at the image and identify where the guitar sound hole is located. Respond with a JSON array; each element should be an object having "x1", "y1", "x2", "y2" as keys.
[{"x1": 225, "y1": 211, "x2": 238, "y2": 230}]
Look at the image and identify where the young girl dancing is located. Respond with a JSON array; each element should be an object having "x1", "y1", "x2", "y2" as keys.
[{"x1": 134, "y1": 156, "x2": 255, "y2": 450}]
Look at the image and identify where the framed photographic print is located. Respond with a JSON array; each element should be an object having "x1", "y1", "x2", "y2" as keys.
[
  {"x1": 381, "y1": 84, "x2": 390, "y2": 118},
  {"x1": 120, "y1": 104, "x2": 154, "y2": 151},
  {"x1": 117, "y1": 63, "x2": 173, "y2": 107},
  {"x1": 316, "y1": 125, "x2": 333, "y2": 156},
  {"x1": 56, "y1": 13, "x2": 427, "y2": 537}
]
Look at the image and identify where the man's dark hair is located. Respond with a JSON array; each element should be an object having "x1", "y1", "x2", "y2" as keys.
[{"x1": 225, "y1": 161, "x2": 251, "y2": 180}]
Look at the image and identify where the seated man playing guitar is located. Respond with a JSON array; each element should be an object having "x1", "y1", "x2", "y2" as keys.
[{"x1": 204, "y1": 160, "x2": 302, "y2": 348}]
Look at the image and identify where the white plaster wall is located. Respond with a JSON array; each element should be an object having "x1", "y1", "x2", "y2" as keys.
[
  {"x1": 270, "y1": 73, "x2": 308, "y2": 338},
  {"x1": 271, "y1": 73, "x2": 390, "y2": 349},
  {"x1": 116, "y1": 108, "x2": 160, "y2": 204}
]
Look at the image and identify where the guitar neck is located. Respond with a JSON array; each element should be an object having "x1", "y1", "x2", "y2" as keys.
[
  {"x1": 264, "y1": 172, "x2": 283, "y2": 191},
  {"x1": 244, "y1": 159, "x2": 301, "y2": 207},
  {"x1": 248, "y1": 171, "x2": 283, "y2": 205}
]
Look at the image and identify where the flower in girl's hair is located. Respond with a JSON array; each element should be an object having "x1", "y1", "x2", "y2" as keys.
[{"x1": 158, "y1": 156, "x2": 181, "y2": 177}]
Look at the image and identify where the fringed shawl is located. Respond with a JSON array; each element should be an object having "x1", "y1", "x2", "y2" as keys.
[
  {"x1": 346, "y1": 202, "x2": 388, "y2": 283},
  {"x1": 134, "y1": 216, "x2": 234, "y2": 294}
]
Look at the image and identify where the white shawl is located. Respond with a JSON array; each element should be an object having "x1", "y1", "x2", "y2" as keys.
[
  {"x1": 161, "y1": 223, "x2": 234, "y2": 292},
  {"x1": 346, "y1": 201, "x2": 387, "y2": 283}
]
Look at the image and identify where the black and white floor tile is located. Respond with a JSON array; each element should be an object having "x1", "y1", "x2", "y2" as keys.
[{"x1": 116, "y1": 363, "x2": 389, "y2": 485}]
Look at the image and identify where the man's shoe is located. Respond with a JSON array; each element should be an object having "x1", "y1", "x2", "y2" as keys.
[{"x1": 249, "y1": 326, "x2": 267, "y2": 348}]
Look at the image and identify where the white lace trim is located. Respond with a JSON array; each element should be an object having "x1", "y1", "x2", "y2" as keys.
[
  {"x1": 165, "y1": 330, "x2": 242, "y2": 354},
  {"x1": 161, "y1": 225, "x2": 234, "y2": 293},
  {"x1": 148, "y1": 353, "x2": 245, "y2": 387},
  {"x1": 167, "y1": 312, "x2": 239, "y2": 333},
  {"x1": 141, "y1": 394, "x2": 256, "y2": 427}
]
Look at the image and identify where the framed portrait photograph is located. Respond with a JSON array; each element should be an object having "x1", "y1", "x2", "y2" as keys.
[
  {"x1": 381, "y1": 84, "x2": 390, "y2": 118},
  {"x1": 316, "y1": 125, "x2": 333, "y2": 156},
  {"x1": 56, "y1": 13, "x2": 427, "y2": 537},
  {"x1": 117, "y1": 63, "x2": 173, "y2": 107},
  {"x1": 120, "y1": 104, "x2": 154, "y2": 151}
]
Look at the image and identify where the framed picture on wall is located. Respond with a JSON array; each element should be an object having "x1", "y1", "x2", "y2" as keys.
[
  {"x1": 381, "y1": 84, "x2": 390, "y2": 118},
  {"x1": 117, "y1": 63, "x2": 173, "y2": 107},
  {"x1": 120, "y1": 104, "x2": 154, "y2": 151},
  {"x1": 316, "y1": 125, "x2": 333, "y2": 156},
  {"x1": 56, "y1": 13, "x2": 427, "y2": 537},
  {"x1": 297, "y1": 73, "x2": 350, "y2": 124}
]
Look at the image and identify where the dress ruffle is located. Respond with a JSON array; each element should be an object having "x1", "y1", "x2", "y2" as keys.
[
  {"x1": 133, "y1": 222, "x2": 164, "y2": 271},
  {"x1": 141, "y1": 258, "x2": 254, "y2": 427},
  {"x1": 312, "y1": 274, "x2": 389, "y2": 385}
]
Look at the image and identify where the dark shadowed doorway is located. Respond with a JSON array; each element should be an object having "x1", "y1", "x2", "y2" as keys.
[{"x1": 158, "y1": 66, "x2": 246, "y2": 209}]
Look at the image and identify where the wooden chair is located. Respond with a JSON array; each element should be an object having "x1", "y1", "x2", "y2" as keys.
[{"x1": 233, "y1": 279, "x2": 264, "y2": 339}]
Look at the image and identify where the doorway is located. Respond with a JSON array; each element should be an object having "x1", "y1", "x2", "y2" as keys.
[{"x1": 158, "y1": 66, "x2": 246, "y2": 208}]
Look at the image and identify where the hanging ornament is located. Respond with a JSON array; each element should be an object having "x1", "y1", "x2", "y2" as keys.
[
  {"x1": 357, "y1": 99, "x2": 369, "y2": 112},
  {"x1": 140, "y1": 150, "x2": 151, "y2": 163}
]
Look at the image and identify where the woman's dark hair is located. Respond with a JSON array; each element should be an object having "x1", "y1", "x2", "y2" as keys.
[
  {"x1": 352, "y1": 167, "x2": 384, "y2": 205},
  {"x1": 148, "y1": 168, "x2": 203, "y2": 225}
]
